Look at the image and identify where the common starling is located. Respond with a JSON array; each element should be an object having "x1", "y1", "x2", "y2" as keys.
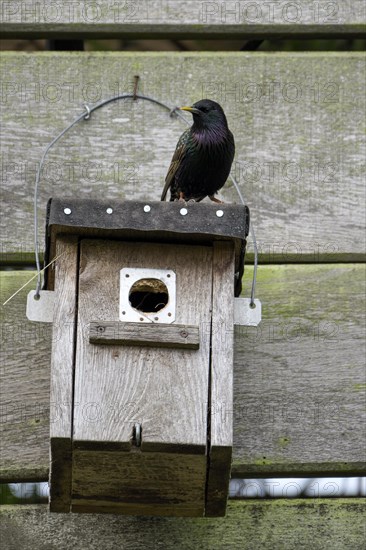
[{"x1": 161, "y1": 99, "x2": 235, "y2": 202}]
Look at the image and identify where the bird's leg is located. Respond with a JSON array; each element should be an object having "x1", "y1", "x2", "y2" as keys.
[
  {"x1": 174, "y1": 192, "x2": 188, "y2": 205},
  {"x1": 209, "y1": 195, "x2": 224, "y2": 204}
]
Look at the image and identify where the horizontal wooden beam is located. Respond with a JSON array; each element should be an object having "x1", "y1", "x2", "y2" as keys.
[
  {"x1": 2, "y1": 251, "x2": 366, "y2": 268},
  {"x1": 89, "y1": 321, "x2": 200, "y2": 349},
  {"x1": 1, "y1": 264, "x2": 365, "y2": 481},
  {"x1": 1, "y1": 1, "x2": 365, "y2": 38},
  {"x1": 1, "y1": 501, "x2": 365, "y2": 548},
  {"x1": 1, "y1": 52, "x2": 365, "y2": 261}
]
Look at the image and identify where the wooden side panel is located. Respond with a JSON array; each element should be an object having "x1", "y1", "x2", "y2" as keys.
[
  {"x1": 1, "y1": 501, "x2": 366, "y2": 549},
  {"x1": 205, "y1": 241, "x2": 235, "y2": 516},
  {"x1": 1, "y1": 52, "x2": 365, "y2": 261},
  {"x1": 49, "y1": 236, "x2": 79, "y2": 512}
]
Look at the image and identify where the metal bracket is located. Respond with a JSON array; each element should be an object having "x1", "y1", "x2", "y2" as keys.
[
  {"x1": 234, "y1": 297, "x2": 262, "y2": 326},
  {"x1": 26, "y1": 290, "x2": 54, "y2": 323},
  {"x1": 119, "y1": 267, "x2": 176, "y2": 323}
]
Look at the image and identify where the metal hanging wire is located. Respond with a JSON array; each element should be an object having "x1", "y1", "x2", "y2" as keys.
[{"x1": 32, "y1": 91, "x2": 258, "y2": 304}]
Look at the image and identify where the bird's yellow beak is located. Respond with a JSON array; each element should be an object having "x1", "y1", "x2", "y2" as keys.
[{"x1": 180, "y1": 106, "x2": 201, "y2": 115}]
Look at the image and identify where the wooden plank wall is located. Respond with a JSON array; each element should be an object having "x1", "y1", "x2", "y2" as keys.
[
  {"x1": 1, "y1": 501, "x2": 366, "y2": 549},
  {"x1": 1, "y1": 52, "x2": 365, "y2": 263},
  {"x1": 0, "y1": 0, "x2": 365, "y2": 545},
  {"x1": 1, "y1": 0, "x2": 365, "y2": 37},
  {"x1": 1, "y1": 264, "x2": 365, "y2": 480}
]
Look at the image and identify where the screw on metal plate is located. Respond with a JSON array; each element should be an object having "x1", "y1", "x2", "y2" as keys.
[
  {"x1": 234, "y1": 298, "x2": 262, "y2": 326},
  {"x1": 106, "y1": 207, "x2": 113, "y2": 214},
  {"x1": 143, "y1": 205, "x2": 151, "y2": 212},
  {"x1": 26, "y1": 290, "x2": 54, "y2": 323},
  {"x1": 64, "y1": 207, "x2": 71, "y2": 215},
  {"x1": 120, "y1": 267, "x2": 176, "y2": 323},
  {"x1": 180, "y1": 208, "x2": 188, "y2": 216},
  {"x1": 216, "y1": 209, "x2": 224, "y2": 217}
]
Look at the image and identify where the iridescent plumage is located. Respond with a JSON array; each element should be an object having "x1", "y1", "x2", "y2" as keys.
[{"x1": 161, "y1": 99, "x2": 235, "y2": 202}]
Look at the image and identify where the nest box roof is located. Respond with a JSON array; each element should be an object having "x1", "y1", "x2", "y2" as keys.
[{"x1": 44, "y1": 198, "x2": 249, "y2": 294}]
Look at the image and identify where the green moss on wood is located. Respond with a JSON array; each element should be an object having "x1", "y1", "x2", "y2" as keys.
[
  {"x1": 1, "y1": 500, "x2": 365, "y2": 549},
  {"x1": 277, "y1": 436, "x2": 291, "y2": 449}
]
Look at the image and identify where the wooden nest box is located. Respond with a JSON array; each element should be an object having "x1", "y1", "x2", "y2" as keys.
[{"x1": 45, "y1": 198, "x2": 249, "y2": 517}]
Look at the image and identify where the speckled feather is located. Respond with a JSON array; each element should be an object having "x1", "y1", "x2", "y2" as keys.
[{"x1": 161, "y1": 99, "x2": 235, "y2": 202}]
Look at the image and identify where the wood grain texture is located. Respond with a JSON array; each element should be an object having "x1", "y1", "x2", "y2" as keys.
[
  {"x1": 1, "y1": 264, "x2": 365, "y2": 481},
  {"x1": 49, "y1": 237, "x2": 78, "y2": 438},
  {"x1": 74, "y1": 240, "x2": 212, "y2": 448},
  {"x1": 89, "y1": 321, "x2": 200, "y2": 349},
  {"x1": 1, "y1": 0, "x2": 365, "y2": 37},
  {"x1": 45, "y1": 198, "x2": 248, "y2": 276},
  {"x1": 71, "y1": 449, "x2": 206, "y2": 516},
  {"x1": 49, "y1": 236, "x2": 79, "y2": 512},
  {"x1": 1, "y1": 501, "x2": 366, "y2": 550},
  {"x1": 1, "y1": 52, "x2": 365, "y2": 261},
  {"x1": 70, "y1": 239, "x2": 213, "y2": 514},
  {"x1": 205, "y1": 242, "x2": 235, "y2": 516},
  {"x1": 233, "y1": 263, "x2": 366, "y2": 476},
  {"x1": 47, "y1": 198, "x2": 248, "y2": 241},
  {"x1": 0, "y1": 271, "x2": 51, "y2": 481}
]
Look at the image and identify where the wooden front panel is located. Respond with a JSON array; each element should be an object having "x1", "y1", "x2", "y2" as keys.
[
  {"x1": 73, "y1": 239, "x2": 212, "y2": 448},
  {"x1": 71, "y1": 449, "x2": 206, "y2": 516},
  {"x1": 71, "y1": 239, "x2": 213, "y2": 513}
]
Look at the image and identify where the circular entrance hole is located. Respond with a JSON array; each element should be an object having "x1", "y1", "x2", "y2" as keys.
[{"x1": 129, "y1": 278, "x2": 169, "y2": 313}]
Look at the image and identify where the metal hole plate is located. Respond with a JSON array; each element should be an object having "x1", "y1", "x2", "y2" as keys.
[{"x1": 119, "y1": 268, "x2": 176, "y2": 323}]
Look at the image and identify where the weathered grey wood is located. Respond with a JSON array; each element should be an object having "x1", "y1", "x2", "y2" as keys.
[
  {"x1": 45, "y1": 198, "x2": 248, "y2": 278},
  {"x1": 1, "y1": 0, "x2": 365, "y2": 37},
  {"x1": 0, "y1": 271, "x2": 51, "y2": 482},
  {"x1": 49, "y1": 236, "x2": 79, "y2": 512},
  {"x1": 74, "y1": 240, "x2": 212, "y2": 447},
  {"x1": 1, "y1": 501, "x2": 366, "y2": 550},
  {"x1": 89, "y1": 321, "x2": 200, "y2": 349},
  {"x1": 47, "y1": 198, "x2": 248, "y2": 240},
  {"x1": 1, "y1": 52, "x2": 365, "y2": 262},
  {"x1": 205, "y1": 241, "x2": 235, "y2": 516},
  {"x1": 71, "y1": 240, "x2": 213, "y2": 514},
  {"x1": 1, "y1": 264, "x2": 365, "y2": 481},
  {"x1": 233, "y1": 262, "x2": 366, "y2": 477},
  {"x1": 71, "y1": 449, "x2": 206, "y2": 516}
]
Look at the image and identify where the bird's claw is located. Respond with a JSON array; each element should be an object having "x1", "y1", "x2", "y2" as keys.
[
  {"x1": 209, "y1": 195, "x2": 224, "y2": 204},
  {"x1": 174, "y1": 195, "x2": 188, "y2": 206}
]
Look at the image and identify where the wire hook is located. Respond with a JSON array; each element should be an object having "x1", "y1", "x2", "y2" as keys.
[{"x1": 84, "y1": 103, "x2": 91, "y2": 120}]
